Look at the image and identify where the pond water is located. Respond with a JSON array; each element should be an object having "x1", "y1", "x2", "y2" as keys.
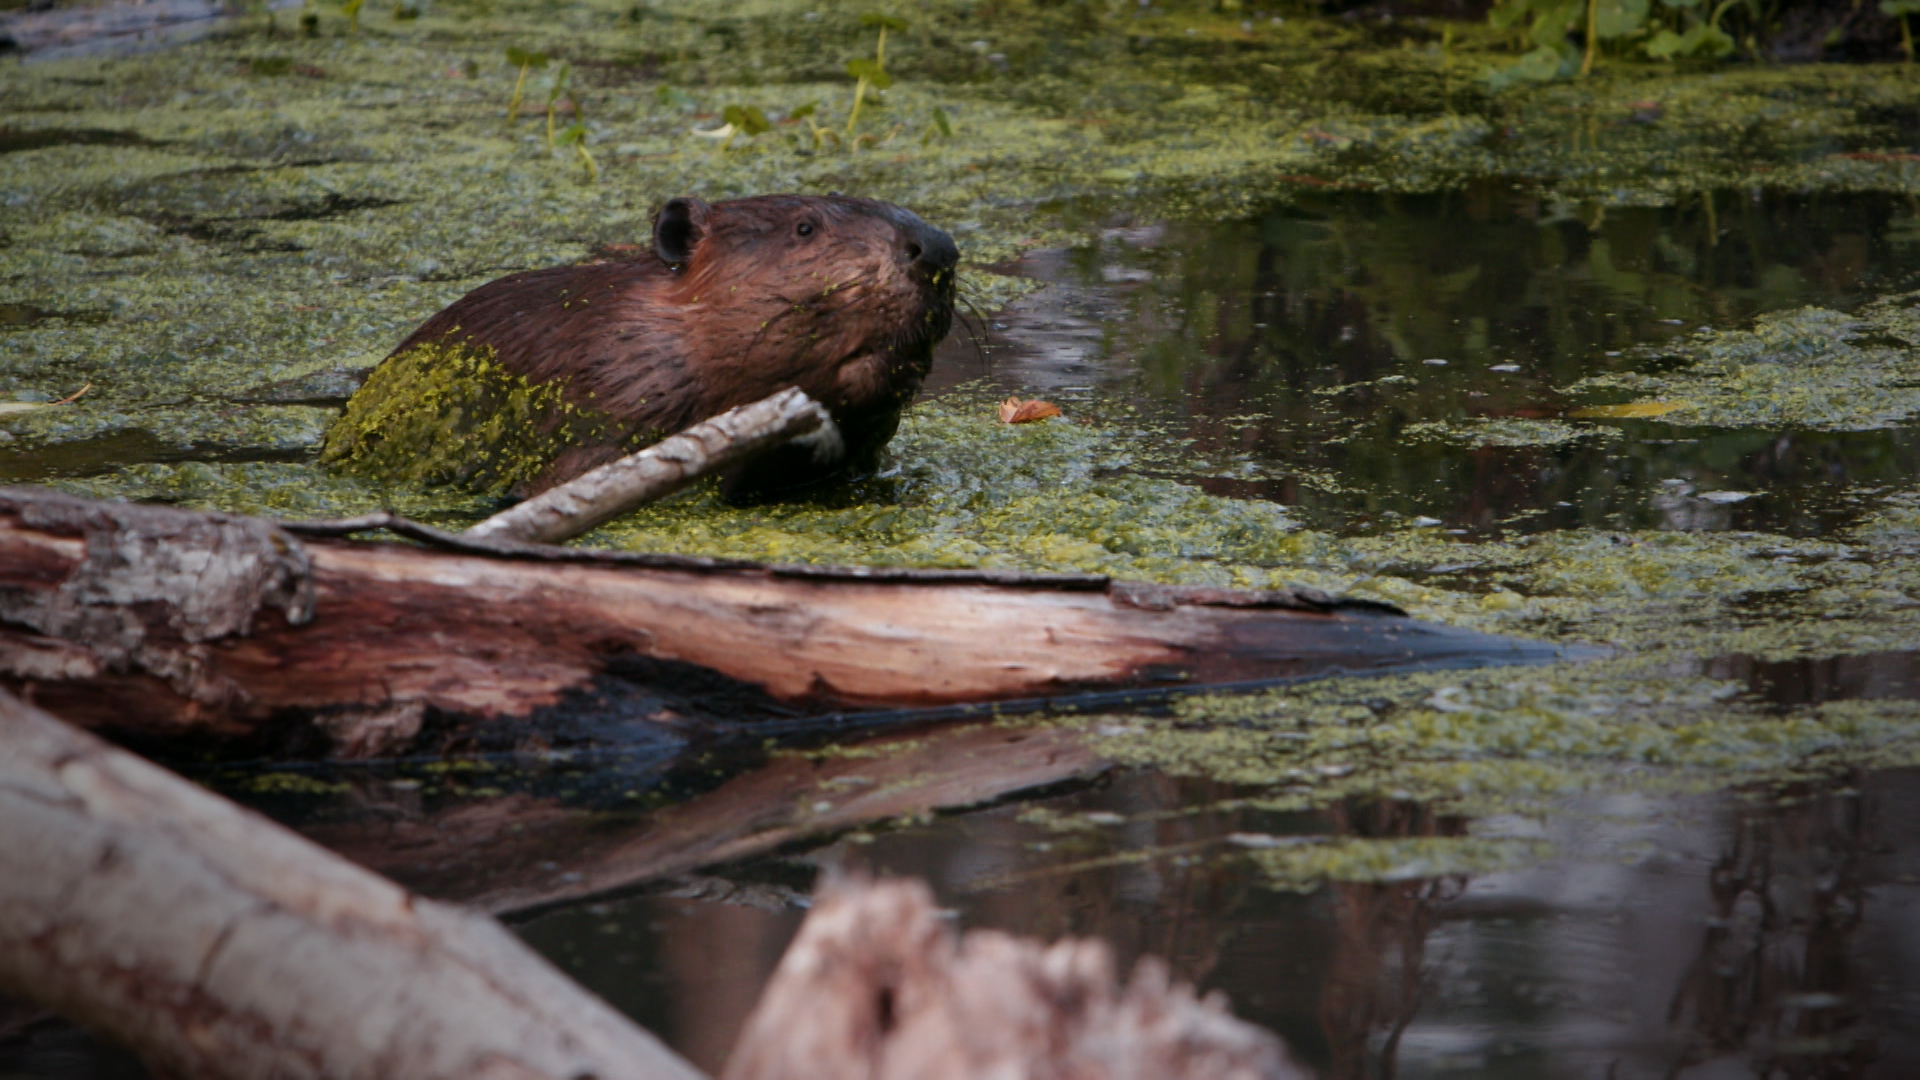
[
  {"x1": 930, "y1": 181, "x2": 1920, "y2": 539},
  {"x1": 506, "y1": 185, "x2": 1920, "y2": 1078},
  {"x1": 521, "y1": 766, "x2": 1920, "y2": 1079},
  {"x1": 6, "y1": 183, "x2": 1920, "y2": 1078}
]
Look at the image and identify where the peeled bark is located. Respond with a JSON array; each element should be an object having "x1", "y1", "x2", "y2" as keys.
[
  {"x1": 0, "y1": 687, "x2": 706, "y2": 1080},
  {"x1": 0, "y1": 486, "x2": 1580, "y2": 759},
  {"x1": 466, "y1": 388, "x2": 831, "y2": 545},
  {"x1": 722, "y1": 877, "x2": 1312, "y2": 1080}
]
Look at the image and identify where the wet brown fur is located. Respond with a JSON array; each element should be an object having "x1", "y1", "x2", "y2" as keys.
[{"x1": 387, "y1": 194, "x2": 957, "y2": 493}]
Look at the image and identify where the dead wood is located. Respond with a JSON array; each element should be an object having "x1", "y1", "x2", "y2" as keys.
[
  {"x1": 0, "y1": 686, "x2": 707, "y2": 1080},
  {"x1": 721, "y1": 876, "x2": 1313, "y2": 1080},
  {"x1": 309, "y1": 719, "x2": 1108, "y2": 916},
  {"x1": 0, "y1": 485, "x2": 1581, "y2": 759},
  {"x1": 466, "y1": 387, "x2": 831, "y2": 545}
]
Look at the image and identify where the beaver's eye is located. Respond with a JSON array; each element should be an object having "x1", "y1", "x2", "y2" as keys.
[{"x1": 796, "y1": 221, "x2": 816, "y2": 238}]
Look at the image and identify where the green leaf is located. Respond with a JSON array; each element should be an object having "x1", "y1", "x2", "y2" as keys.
[
  {"x1": 1883, "y1": 0, "x2": 1920, "y2": 15},
  {"x1": 655, "y1": 85, "x2": 695, "y2": 110},
  {"x1": 1487, "y1": 43, "x2": 1573, "y2": 88},
  {"x1": 1594, "y1": 0, "x2": 1649, "y2": 39},
  {"x1": 1648, "y1": 21, "x2": 1734, "y2": 57},
  {"x1": 723, "y1": 104, "x2": 772, "y2": 136},
  {"x1": 1645, "y1": 27, "x2": 1688, "y2": 57},
  {"x1": 789, "y1": 101, "x2": 818, "y2": 120},
  {"x1": 859, "y1": 12, "x2": 909, "y2": 30},
  {"x1": 846, "y1": 58, "x2": 894, "y2": 89},
  {"x1": 1526, "y1": 0, "x2": 1585, "y2": 48},
  {"x1": 506, "y1": 47, "x2": 549, "y2": 69},
  {"x1": 555, "y1": 121, "x2": 588, "y2": 146},
  {"x1": 931, "y1": 106, "x2": 952, "y2": 138},
  {"x1": 1487, "y1": 0, "x2": 1532, "y2": 32}
]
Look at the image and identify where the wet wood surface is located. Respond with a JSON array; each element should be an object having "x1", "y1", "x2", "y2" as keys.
[{"x1": 0, "y1": 486, "x2": 1575, "y2": 760}]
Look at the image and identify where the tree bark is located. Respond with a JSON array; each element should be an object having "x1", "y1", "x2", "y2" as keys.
[
  {"x1": 0, "y1": 686, "x2": 707, "y2": 1080},
  {"x1": 465, "y1": 388, "x2": 832, "y2": 545},
  {"x1": 721, "y1": 876, "x2": 1313, "y2": 1080},
  {"x1": 0, "y1": 486, "x2": 1580, "y2": 760}
]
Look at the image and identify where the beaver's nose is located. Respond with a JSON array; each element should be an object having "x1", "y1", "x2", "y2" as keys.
[{"x1": 900, "y1": 218, "x2": 959, "y2": 275}]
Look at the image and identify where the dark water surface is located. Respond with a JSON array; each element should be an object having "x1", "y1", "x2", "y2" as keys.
[
  {"x1": 522, "y1": 767, "x2": 1920, "y2": 1079},
  {"x1": 930, "y1": 182, "x2": 1920, "y2": 538}
]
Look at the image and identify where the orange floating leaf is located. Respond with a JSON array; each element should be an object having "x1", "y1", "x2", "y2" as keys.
[{"x1": 998, "y1": 397, "x2": 1062, "y2": 424}]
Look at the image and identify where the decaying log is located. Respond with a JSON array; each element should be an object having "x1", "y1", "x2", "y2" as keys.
[
  {"x1": 0, "y1": 486, "x2": 1580, "y2": 759},
  {"x1": 466, "y1": 387, "x2": 831, "y2": 545},
  {"x1": 313, "y1": 718, "x2": 1108, "y2": 916},
  {"x1": 0, "y1": 687, "x2": 707, "y2": 1080},
  {"x1": 722, "y1": 876, "x2": 1312, "y2": 1080}
]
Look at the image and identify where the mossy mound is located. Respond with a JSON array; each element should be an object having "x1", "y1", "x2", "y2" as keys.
[{"x1": 320, "y1": 342, "x2": 642, "y2": 496}]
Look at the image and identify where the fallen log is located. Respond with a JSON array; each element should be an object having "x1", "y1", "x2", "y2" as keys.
[
  {"x1": 0, "y1": 485, "x2": 1580, "y2": 759},
  {"x1": 721, "y1": 876, "x2": 1313, "y2": 1080},
  {"x1": 0, "y1": 686, "x2": 707, "y2": 1080}
]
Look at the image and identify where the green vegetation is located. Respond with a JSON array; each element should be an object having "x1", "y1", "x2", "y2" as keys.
[
  {"x1": 320, "y1": 342, "x2": 646, "y2": 496},
  {"x1": 504, "y1": 45, "x2": 550, "y2": 127}
]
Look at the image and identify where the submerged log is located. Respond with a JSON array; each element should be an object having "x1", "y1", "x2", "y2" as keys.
[
  {"x1": 0, "y1": 486, "x2": 1578, "y2": 759},
  {"x1": 0, "y1": 687, "x2": 707, "y2": 1080},
  {"x1": 722, "y1": 876, "x2": 1312, "y2": 1080}
]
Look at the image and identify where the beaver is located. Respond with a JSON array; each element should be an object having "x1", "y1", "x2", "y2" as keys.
[{"x1": 322, "y1": 193, "x2": 959, "y2": 498}]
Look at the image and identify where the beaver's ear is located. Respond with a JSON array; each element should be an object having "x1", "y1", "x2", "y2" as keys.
[{"x1": 652, "y1": 197, "x2": 711, "y2": 268}]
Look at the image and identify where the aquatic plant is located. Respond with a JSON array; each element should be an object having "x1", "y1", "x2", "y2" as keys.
[
  {"x1": 1885, "y1": 0, "x2": 1920, "y2": 61},
  {"x1": 555, "y1": 122, "x2": 598, "y2": 182},
  {"x1": 543, "y1": 62, "x2": 577, "y2": 153},
  {"x1": 504, "y1": 46, "x2": 549, "y2": 126},
  {"x1": 1485, "y1": 0, "x2": 1752, "y2": 84},
  {"x1": 845, "y1": 13, "x2": 906, "y2": 140}
]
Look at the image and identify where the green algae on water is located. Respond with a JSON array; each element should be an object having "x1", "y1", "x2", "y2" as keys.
[{"x1": 1565, "y1": 297, "x2": 1920, "y2": 431}]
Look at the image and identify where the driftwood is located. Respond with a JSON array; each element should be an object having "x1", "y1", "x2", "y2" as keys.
[
  {"x1": 0, "y1": 686, "x2": 707, "y2": 1080},
  {"x1": 0, "y1": 0, "x2": 294, "y2": 60},
  {"x1": 722, "y1": 876, "x2": 1312, "y2": 1080},
  {"x1": 312, "y1": 718, "x2": 1109, "y2": 916},
  {"x1": 0, "y1": 485, "x2": 1577, "y2": 759},
  {"x1": 466, "y1": 387, "x2": 832, "y2": 545}
]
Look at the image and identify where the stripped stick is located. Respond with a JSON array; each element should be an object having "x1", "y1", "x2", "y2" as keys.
[{"x1": 466, "y1": 387, "x2": 831, "y2": 545}]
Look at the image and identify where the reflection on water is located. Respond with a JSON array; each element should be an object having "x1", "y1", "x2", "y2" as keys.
[
  {"x1": 930, "y1": 182, "x2": 1920, "y2": 537},
  {"x1": 519, "y1": 768, "x2": 1920, "y2": 1079}
]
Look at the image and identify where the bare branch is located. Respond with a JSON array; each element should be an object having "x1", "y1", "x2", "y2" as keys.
[{"x1": 466, "y1": 387, "x2": 832, "y2": 545}]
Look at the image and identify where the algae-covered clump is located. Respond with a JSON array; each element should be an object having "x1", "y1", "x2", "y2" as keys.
[
  {"x1": 1566, "y1": 297, "x2": 1920, "y2": 430},
  {"x1": 320, "y1": 342, "x2": 645, "y2": 496}
]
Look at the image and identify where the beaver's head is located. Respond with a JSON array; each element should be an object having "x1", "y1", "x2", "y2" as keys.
[{"x1": 653, "y1": 194, "x2": 959, "y2": 416}]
